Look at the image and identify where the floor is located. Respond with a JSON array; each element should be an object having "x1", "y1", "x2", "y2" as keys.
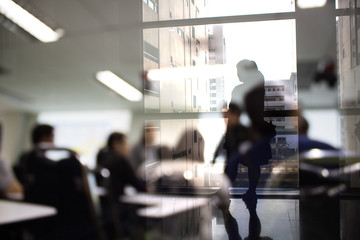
[{"x1": 212, "y1": 198, "x2": 299, "y2": 240}]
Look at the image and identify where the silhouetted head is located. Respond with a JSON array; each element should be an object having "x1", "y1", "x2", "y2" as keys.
[
  {"x1": 107, "y1": 132, "x2": 129, "y2": 157},
  {"x1": 236, "y1": 59, "x2": 264, "y2": 84},
  {"x1": 31, "y1": 124, "x2": 54, "y2": 145},
  {"x1": 298, "y1": 115, "x2": 309, "y2": 136}
]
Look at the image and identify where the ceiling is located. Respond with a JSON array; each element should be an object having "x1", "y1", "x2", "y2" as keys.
[
  {"x1": 0, "y1": 0, "x2": 337, "y2": 113},
  {"x1": 0, "y1": 0, "x2": 143, "y2": 113}
]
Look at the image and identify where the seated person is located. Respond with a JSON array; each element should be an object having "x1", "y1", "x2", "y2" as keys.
[
  {"x1": 14, "y1": 124, "x2": 57, "y2": 192},
  {"x1": 96, "y1": 132, "x2": 145, "y2": 197},
  {"x1": 14, "y1": 124, "x2": 98, "y2": 240},
  {"x1": 298, "y1": 115, "x2": 337, "y2": 153}
]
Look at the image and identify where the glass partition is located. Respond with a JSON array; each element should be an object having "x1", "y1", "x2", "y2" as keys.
[
  {"x1": 143, "y1": 0, "x2": 295, "y2": 22},
  {"x1": 144, "y1": 20, "x2": 297, "y2": 113},
  {"x1": 143, "y1": 16, "x2": 299, "y2": 188}
]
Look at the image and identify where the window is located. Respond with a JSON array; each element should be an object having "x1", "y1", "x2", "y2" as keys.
[
  {"x1": 148, "y1": 0, "x2": 155, "y2": 10},
  {"x1": 265, "y1": 96, "x2": 285, "y2": 102},
  {"x1": 154, "y1": 3, "x2": 158, "y2": 13},
  {"x1": 265, "y1": 85, "x2": 285, "y2": 92},
  {"x1": 143, "y1": 0, "x2": 295, "y2": 22},
  {"x1": 177, "y1": 28, "x2": 184, "y2": 38},
  {"x1": 142, "y1": 0, "x2": 298, "y2": 190},
  {"x1": 265, "y1": 106, "x2": 285, "y2": 111},
  {"x1": 143, "y1": 41, "x2": 159, "y2": 63}
]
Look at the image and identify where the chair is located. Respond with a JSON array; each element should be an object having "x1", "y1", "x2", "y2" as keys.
[{"x1": 14, "y1": 147, "x2": 100, "y2": 240}]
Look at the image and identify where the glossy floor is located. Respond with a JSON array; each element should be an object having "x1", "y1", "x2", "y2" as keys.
[{"x1": 212, "y1": 199, "x2": 299, "y2": 240}]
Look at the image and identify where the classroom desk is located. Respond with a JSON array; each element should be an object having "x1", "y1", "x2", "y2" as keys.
[
  {"x1": 121, "y1": 193, "x2": 209, "y2": 218},
  {"x1": 0, "y1": 199, "x2": 57, "y2": 226},
  {"x1": 120, "y1": 193, "x2": 212, "y2": 239}
]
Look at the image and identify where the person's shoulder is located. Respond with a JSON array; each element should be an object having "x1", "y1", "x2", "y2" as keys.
[
  {"x1": 298, "y1": 135, "x2": 336, "y2": 152},
  {"x1": 104, "y1": 152, "x2": 128, "y2": 165},
  {"x1": 231, "y1": 85, "x2": 245, "y2": 107},
  {"x1": 18, "y1": 150, "x2": 35, "y2": 163}
]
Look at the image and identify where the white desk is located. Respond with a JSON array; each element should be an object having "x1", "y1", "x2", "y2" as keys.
[
  {"x1": 0, "y1": 200, "x2": 57, "y2": 225},
  {"x1": 121, "y1": 193, "x2": 212, "y2": 239},
  {"x1": 121, "y1": 193, "x2": 209, "y2": 218}
]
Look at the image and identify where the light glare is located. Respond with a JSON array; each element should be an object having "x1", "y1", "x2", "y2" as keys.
[
  {"x1": 308, "y1": 148, "x2": 325, "y2": 159},
  {"x1": 0, "y1": 0, "x2": 64, "y2": 42},
  {"x1": 297, "y1": 0, "x2": 327, "y2": 9},
  {"x1": 183, "y1": 170, "x2": 193, "y2": 180},
  {"x1": 96, "y1": 71, "x2": 143, "y2": 102}
]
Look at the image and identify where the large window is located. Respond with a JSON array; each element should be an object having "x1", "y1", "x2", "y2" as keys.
[
  {"x1": 142, "y1": 0, "x2": 299, "y2": 188},
  {"x1": 143, "y1": 0, "x2": 295, "y2": 22}
]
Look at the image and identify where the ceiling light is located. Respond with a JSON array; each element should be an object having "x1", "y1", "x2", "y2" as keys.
[
  {"x1": 0, "y1": 0, "x2": 64, "y2": 42},
  {"x1": 297, "y1": 0, "x2": 327, "y2": 9},
  {"x1": 96, "y1": 71, "x2": 143, "y2": 102}
]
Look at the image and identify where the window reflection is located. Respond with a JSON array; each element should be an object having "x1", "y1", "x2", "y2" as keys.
[
  {"x1": 143, "y1": 0, "x2": 295, "y2": 22},
  {"x1": 2, "y1": 0, "x2": 360, "y2": 239},
  {"x1": 144, "y1": 20, "x2": 297, "y2": 113}
]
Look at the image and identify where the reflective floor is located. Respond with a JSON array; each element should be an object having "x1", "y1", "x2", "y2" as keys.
[{"x1": 212, "y1": 198, "x2": 299, "y2": 240}]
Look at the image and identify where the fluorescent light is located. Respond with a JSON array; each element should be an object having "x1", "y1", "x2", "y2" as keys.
[
  {"x1": 147, "y1": 64, "x2": 230, "y2": 82},
  {"x1": 96, "y1": 71, "x2": 143, "y2": 102},
  {"x1": 297, "y1": 0, "x2": 327, "y2": 9},
  {"x1": 0, "y1": 0, "x2": 64, "y2": 42}
]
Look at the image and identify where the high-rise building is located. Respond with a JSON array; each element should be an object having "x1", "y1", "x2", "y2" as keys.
[
  {"x1": 337, "y1": 0, "x2": 360, "y2": 188},
  {"x1": 143, "y1": 0, "x2": 211, "y2": 113},
  {"x1": 208, "y1": 25, "x2": 226, "y2": 111}
]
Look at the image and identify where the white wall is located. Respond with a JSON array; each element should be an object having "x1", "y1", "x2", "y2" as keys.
[{"x1": 0, "y1": 111, "x2": 36, "y2": 166}]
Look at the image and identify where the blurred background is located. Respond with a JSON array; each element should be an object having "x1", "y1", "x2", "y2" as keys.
[{"x1": 0, "y1": 0, "x2": 359, "y2": 239}]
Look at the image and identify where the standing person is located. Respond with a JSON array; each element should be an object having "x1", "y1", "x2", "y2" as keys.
[
  {"x1": 222, "y1": 103, "x2": 248, "y2": 164},
  {"x1": 96, "y1": 132, "x2": 146, "y2": 240},
  {"x1": 224, "y1": 60, "x2": 275, "y2": 201}
]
